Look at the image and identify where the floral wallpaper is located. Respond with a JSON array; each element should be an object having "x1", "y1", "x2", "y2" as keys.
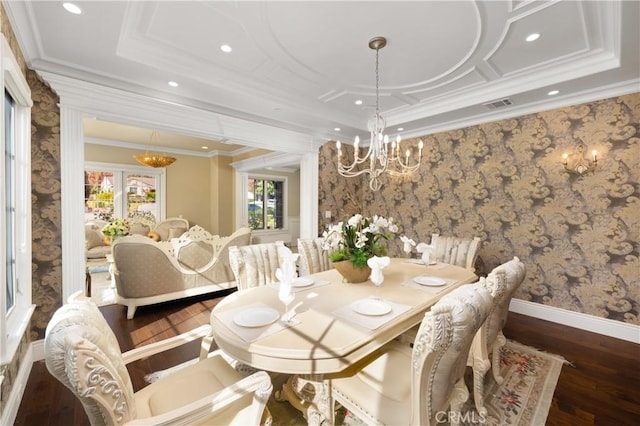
[{"x1": 319, "y1": 93, "x2": 639, "y2": 325}]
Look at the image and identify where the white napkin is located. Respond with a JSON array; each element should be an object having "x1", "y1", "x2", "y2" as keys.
[
  {"x1": 416, "y1": 242, "x2": 434, "y2": 265},
  {"x1": 367, "y1": 255, "x2": 390, "y2": 285}
]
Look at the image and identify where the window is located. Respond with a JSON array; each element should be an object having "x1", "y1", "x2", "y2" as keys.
[
  {"x1": 247, "y1": 176, "x2": 286, "y2": 231},
  {"x1": 84, "y1": 163, "x2": 165, "y2": 224},
  {"x1": 1, "y1": 34, "x2": 34, "y2": 364}
]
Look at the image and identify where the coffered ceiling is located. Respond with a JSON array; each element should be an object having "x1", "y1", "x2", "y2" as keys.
[{"x1": 5, "y1": 1, "x2": 639, "y2": 153}]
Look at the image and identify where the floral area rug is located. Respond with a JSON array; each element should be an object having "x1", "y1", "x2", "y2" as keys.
[{"x1": 145, "y1": 339, "x2": 565, "y2": 425}]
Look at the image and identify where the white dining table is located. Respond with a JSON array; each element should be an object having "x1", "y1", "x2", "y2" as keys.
[{"x1": 210, "y1": 258, "x2": 477, "y2": 425}]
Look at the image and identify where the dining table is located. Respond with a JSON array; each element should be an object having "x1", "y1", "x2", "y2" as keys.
[{"x1": 210, "y1": 257, "x2": 477, "y2": 425}]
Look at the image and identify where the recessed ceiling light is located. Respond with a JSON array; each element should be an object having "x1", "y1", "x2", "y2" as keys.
[
  {"x1": 220, "y1": 44, "x2": 232, "y2": 53},
  {"x1": 526, "y1": 33, "x2": 541, "y2": 42},
  {"x1": 355, "y1": 100, "x2": 363, "y2": 105},
  {"x1": 397, "y1": 127, "x2": 404, "y2": 131},
  {"x1": 201, "y1": 146, "x2": 209, "y2": 150},
  {"x1": 548, "y1": 90, "x2": 559, "y2": 96},
  {"x1": 62, "y1": 2, "x2": 82, "y2": 15},
  {"x1": 334, "y1": 127, "x2": 341, "y2": 132},
  {"x1": 168, "y1": 81, "x2": 179, "y2": 87}
]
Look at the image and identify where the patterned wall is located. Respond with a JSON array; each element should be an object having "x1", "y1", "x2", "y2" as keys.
[{"x1": 319, "y1": 93, "x2": 639, "y2": 325}]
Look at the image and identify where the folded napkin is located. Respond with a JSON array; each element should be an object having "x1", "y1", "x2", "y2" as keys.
[
  {"x1": 214, "y1": 302, "x2": 299, "y2": 343},
  {"x1": 332, "y1": 298, "x2": 411, "y2": 330},
  {"x1": 268, "y1": 279, "x2": 331, "y2": 293},
  {"x1": 401, "y1": 276, "x2": 457, "y2": 293}
]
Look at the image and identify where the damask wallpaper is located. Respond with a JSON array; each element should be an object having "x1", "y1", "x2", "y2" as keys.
[{"x1": 319, "y1": 93, "x2": 639, "y2": 325}]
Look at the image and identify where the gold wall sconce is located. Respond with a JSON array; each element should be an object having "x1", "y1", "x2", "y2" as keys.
[{"x1": 562, "y1": 142, "x2": 597, "y2": 176}]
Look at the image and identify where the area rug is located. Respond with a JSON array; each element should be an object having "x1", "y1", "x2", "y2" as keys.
[
  {"x1": 145, "y1": 339, "x2": 565, "y2": 425},
  {"x1": 88, "y1": 271, "x2": 116, "y2": 306}
]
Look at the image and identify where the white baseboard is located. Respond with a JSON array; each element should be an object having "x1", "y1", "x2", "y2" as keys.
[
  {"x1": 1, "y1": 341, "x2": 38, "y2": 426},
  {"x1": 509, "y1": 299, "x2": 640, "y2": 344}
]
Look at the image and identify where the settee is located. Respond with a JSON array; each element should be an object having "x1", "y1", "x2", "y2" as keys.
[
  {"x1": 112, "y1": 225, "x2": 252, "y2": 318},
  {"x1": 85, "y1": 217, "x2": 189, "y2": 260}
]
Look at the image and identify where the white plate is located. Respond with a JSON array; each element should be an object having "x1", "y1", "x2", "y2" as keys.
[
  {"x1": 233, "y1": 307, "x2": 280, "y2": 327},
  {"x1": 413, "y1": 276, "x2": 447, "y2": 287},
  {"x1": 291, "y1": 277, "x2": 314, "y2": 288},
  {"x1": 351, "y1": 299, "x2": 392, "y2": 316}
]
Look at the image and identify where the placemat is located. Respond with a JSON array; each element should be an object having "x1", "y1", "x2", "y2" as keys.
[
  {"x1": 214, "y1": 302, "x2": 299, "y2": 343},
  {"x1": 401, "y1": 275, "x2": 457, "y2": 293},
  {"x1": 332, "y1": 298, "x2": 411, "y2": 330},
  {"x1": 267, "y1": 279, "x2": 331, "y2": 293},
  {"x1": 403, "y1": 259, "x2": 449, "y2": 270}
]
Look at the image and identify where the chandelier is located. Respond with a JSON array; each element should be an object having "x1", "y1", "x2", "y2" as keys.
[
  {"x1": 134, "y1": 130, "x2": 176, "y2": 168},
  {"x1": 335, "y1": 36, "x2": 423, "y2": 191}
]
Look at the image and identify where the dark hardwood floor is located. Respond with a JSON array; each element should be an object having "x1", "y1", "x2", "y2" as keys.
[{"x1": 14, "y1": 293, "x2": 639, "y2": 425}]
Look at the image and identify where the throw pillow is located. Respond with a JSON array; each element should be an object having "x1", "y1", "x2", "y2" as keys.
[
  {"x1": 147, "y1": 231, "x2": 161, "y2": 242},
  {"x1": 169, "y1": 227, "x2": 183, "y2": 239},
  {"x1": 85, "y1": 229, "x2": 104, "y2": 250}
]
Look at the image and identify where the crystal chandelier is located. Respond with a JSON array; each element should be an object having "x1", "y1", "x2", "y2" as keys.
[
  {"x1": 134, "y1": 130, "x2": 176, "y2": 168},
  {"x1": 335, "y1": 37, "x2": 423, "y2": 191}
]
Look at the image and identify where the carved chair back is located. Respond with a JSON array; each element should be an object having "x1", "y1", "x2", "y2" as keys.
[{"x1": 297, "y1": 237, "x2": 332, "y2": 276}]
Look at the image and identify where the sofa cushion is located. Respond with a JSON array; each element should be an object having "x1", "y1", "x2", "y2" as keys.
[{"x1": 85, "y1": 228, "x2": 104, "y2": 250}]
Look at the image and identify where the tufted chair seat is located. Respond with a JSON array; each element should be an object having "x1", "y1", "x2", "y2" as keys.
[
  {"x1": 45, "y1": 296, "x2": 272, "y2": 425},
  {"x1": 330, "y1": 280, "x2": 493, "y2": 426}
]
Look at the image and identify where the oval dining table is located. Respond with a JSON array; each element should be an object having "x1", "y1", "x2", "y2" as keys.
[{"x1": 210, "y1": 258, "x2": 477, "y2": 425}]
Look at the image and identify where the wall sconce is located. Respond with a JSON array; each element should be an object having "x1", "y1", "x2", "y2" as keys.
[{"x1": 562, "y1": 142, "x2": 597, "y2": 176}]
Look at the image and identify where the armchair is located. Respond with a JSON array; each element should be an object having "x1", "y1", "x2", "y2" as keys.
[
  {"x1": 330, "y1": 281, "x2": 492, "y2": 426},
  {"x1": 45, "y1": 296, "x2": 272, "y2": 425}
]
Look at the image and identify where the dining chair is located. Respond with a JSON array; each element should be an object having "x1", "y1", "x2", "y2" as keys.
[
  {"x1": 467, "y1": 257, "x2": 526, "y2": 414},
  {"x1": 297, "y1": 237, "x2": 332, "y2": 276},
  {"x1": 45, "y1": 295, "x2": 273, "y2": 425},
  {"x1": 229, "y1": 241, "x2": 288, "y2": 290},
  {"x1": 330, "y1": 281, "x2": 493, "y2": 426},
  {"x1": 430, "y1": 233, "x2": 481, "y2": 272}
]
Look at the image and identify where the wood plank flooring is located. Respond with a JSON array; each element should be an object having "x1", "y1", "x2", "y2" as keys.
[{"x1": 14, "y1": 293, "x2": 640, "y2": 425}]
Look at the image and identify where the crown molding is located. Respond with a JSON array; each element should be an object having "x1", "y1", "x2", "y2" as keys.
[
  {"x1": 38, "y1": 72, "x2": 317, "y2": 154},
  {"x1": 84, "y1": 136, "x2": 253, "y2": 158},
  {"x1": 230, "y1": 152, "x2": 304, "y2": 173}
]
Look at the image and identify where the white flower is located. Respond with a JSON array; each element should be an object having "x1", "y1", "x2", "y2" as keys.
[{"x1": 348, "y1": 214, "x2": 362, "y2": 227}]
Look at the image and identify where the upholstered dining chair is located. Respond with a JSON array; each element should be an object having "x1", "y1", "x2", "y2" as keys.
[
  {"x1": 45, "y1": 296, "x2": 273, "y2": 426},
  {"x1": 467, "y1": 256, "x2": 526, "y2": 415},
  {"x1": 430, "y1": 233, "x2": 482, "y2": 272},
  {"x1": 229, "y1": 241, "x2": 288, "y2": 290},
  {"x1": 330, "y1": 281, "x2": 493, "y2": 426},
  {"x1": 297, "y1": 237, "x2": 332, "y2": 276}
]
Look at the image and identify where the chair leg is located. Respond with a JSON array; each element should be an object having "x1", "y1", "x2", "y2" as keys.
[
  {"x1": 471, "y1": 358, "x2": 490, "y2": 417},
  {"x1": 492, "y1": 332, "x2": 507, "y2": 384},
  {"x1": 449, "y1": 378, "x2": 470, "y2": 426}
]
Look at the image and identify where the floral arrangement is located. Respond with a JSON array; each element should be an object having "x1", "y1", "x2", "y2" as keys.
[
  {"x1": 102, "y1": 218, "x2": 130, "y2": 238},
  {"x1": 322, "y1": 214, "x2": 398, "y2": 268}
]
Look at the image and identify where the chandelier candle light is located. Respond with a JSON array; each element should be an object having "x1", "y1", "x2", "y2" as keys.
[{"x1": 335, "y1": 37, "x2": 423, "y2": 191}]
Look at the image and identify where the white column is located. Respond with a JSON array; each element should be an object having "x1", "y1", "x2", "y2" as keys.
[
  {"x1": 60, "y1": 106, "x2": 86, "y2": 302},
  {"x1": 299, "y1": 152, "x2": 319, "y2": 239}
]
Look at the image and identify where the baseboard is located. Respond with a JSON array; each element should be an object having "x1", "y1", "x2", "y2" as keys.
[
  {"x1": 0, "y1": 341, "x2": 39, "y2": 426},
  {"x1": 509, "y1": 299, "x2": 639, "y2": 344}
]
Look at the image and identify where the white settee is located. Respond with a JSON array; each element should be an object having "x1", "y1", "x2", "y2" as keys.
[
  {"x1": 112, "y1": 225, "x2": 252, "y2": 318},
  {"x1": 85, "y1": 217, "x2": 189, "y2": 260}
]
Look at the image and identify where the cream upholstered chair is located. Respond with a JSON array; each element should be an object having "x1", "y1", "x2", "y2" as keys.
[
  {"x1": 151, "y1": 217, "x2": 189, "y2": 241},
  {"x1": 297, "y1": 237, "x2": 332, "y2": 276},
  {"x1": 467, "y1": 257, "x2": 526, "y2": 415},
  {"x1": 45, "y1": 296, "x2": 272, "y2": 425},
  {"x1": 229, "y1": 241, "x2": 288, "y2": 290},
  {"x1": 330, "y1": 281, "x2": 492, "y2": 426},
  {"x1": 430, "y1": 233, "x2": 481, "y2": 272}
]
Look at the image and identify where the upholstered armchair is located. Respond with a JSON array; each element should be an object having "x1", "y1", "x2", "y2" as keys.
[
  {"x1": 430, "y1": 233, "x2": 482, "y2": 272},
  {"x1": 45, "y1": 296, "x2": 272, "y2": 425},
  {"x1": 85, "y1": 220, "x2": 111, "y2": 260},
  {"x1": 151, "y1": 216, "x2": 189, "y2": 241},
  {"x1": 468, "y1": 257, "x2": 526, "y2": 414},
  {"x1": 113, "y1": 226, "x2": 252, "y2": 318},
  {"x1": 297, "y1": 237, "x2": 332, "y2": 276},
  {"x1": 330, "y1": 281, "x2": 493, "y2": 426},
  {"x1": 228, "y1": 241, "x2": 288, "y2": 290}
]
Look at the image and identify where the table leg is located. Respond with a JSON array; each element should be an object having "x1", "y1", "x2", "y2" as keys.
[{"x1": 274, "y1": 374, "x2": 334, "y2": 426}]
